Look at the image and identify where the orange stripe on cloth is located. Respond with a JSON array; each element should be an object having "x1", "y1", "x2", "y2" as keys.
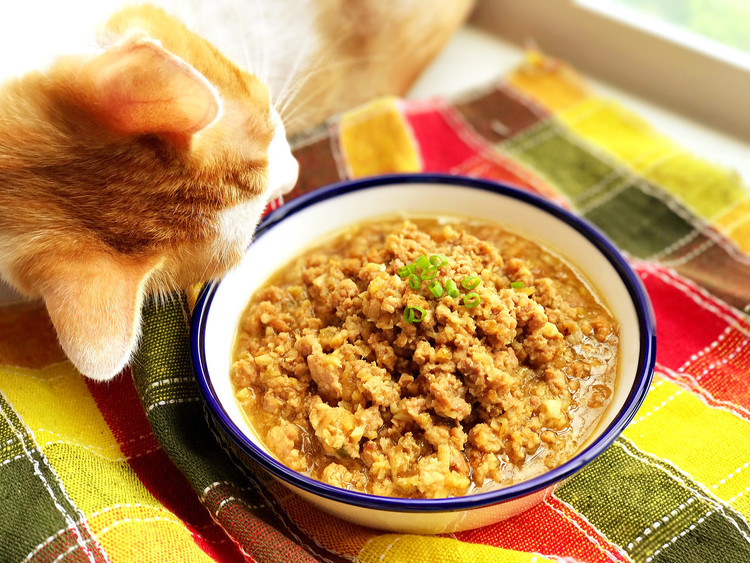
[
  {"x1": 506, "y1": 50, "x2": 590, "y2": 112},
  {"x1": 0, "y1": 303, "x2": 66, "y2": 368},
  {"x1": 337, "y1": 97, "x2": 421, "y2": 178},
  {"x1": 358, "y1": 534, "x2": 553, "y2": 563},
  {"x1": 268, "y1": 481, "x2": 377, "y2": 559}
]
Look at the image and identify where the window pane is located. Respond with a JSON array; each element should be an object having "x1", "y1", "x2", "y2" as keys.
[
  {"x1": 576, "y1": 0, "x2": 750, "y2": 69},
  {"x1": 607, "y1": 0, "x2": 750, "y2": 53}
]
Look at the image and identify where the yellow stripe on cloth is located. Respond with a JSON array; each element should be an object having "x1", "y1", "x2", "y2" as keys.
[
  {"x1": 506, "y1": 50, "x2": 590, "y2": 112},
  {"x1": 715, "y1": 197, "x2": 750, "y2": 252},
  {"x1": 88, "y1": 504, "x2": 215, "y2": 562},
  {"x1": 338, "y1": 97, "x2": 421, "y2": 178},
  {"x1": 1, "y1": 363, "x2": 209, "y2": 560},
  {"x1": 623, "y1": 376, "x2": 750, "y2": 519},
  {"x1": 559, "y1": 98, "x2": 747, "y2": 219},
  {"x1": 0, "y1": 363, "x2": 119, "y2": 456},
  {"x1": 358, "y1": 534, "x2": 553, "y2": 563},
  {"x1": 559, "y1": 98, "x2": 674, "y2": 171}
]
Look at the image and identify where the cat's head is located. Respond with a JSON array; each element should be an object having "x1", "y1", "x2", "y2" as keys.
[{"x1": 1, "y1": 5, "x2": 298, "y2": 381}]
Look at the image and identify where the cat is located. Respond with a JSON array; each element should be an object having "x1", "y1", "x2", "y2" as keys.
[{"x1": 0, "y1": 0, "x2": 474, "y2": 382}]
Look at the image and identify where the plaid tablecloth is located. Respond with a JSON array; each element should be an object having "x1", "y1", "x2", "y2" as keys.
[{"x1": 2, "y1": 53, "x2": 749, "y2": 563}]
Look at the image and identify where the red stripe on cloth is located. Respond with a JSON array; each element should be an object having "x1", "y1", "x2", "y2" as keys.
[
  {"x1": 86, "y1": 372, "x2": 241, "y2": 562},
  {"x1": 85, "y1": 370, "x2": 160, "y2": 459},
  {"x1": 681, "y1": 327, "x2": 750, "y2": 419},
  {"x1": 403, "y1": 100, "x2": 567, "y2": 207},
  {"x1": 636, "y1": 262, "x2": 750, "y2": 419},
  {"x1": 403, "y1": 100, "x2": 485, "y2": 172},
  {"x1": 635, "y1": 263, "x2": 736, "y2": 371},
  {"x1": 454, "y1": 496, "x2": 627, "y2": 562}
]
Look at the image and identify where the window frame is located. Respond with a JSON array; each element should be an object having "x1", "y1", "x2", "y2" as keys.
[{"x1": 471, "y1": 0, "x2": 750, "y2": 141}]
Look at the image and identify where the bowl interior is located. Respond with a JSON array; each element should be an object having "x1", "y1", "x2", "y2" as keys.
[{"x1": 196, "y1": 176, "x2": 652, "y2": 503}]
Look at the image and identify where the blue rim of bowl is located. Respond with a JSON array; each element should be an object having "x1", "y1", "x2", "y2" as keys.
[{"x1": 191, "y1": 173, "x2": 656, "y2": 512}]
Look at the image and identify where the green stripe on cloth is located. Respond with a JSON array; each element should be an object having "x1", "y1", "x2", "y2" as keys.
[
  {"x1": 582, "y1": 182, "x2": 697, "y2": 258},
  {"x1": 0, "y1": 393, "x2": 104, "y2": 562},
  {"x1": 556, "y1": 437, "x2": 750, "y2": 563},
  {"x1": 131, "y1": 296, "x2": 348, "y2": 563},
  {"x1": 501, "y1": 120, "x2": 616, "y2": 201},
  {"x1": 502, "y1": 119, "x2": 701, "y2": 259},
  {"x1": 559, "y1": 98, "x2": 747, "y2": 220}
]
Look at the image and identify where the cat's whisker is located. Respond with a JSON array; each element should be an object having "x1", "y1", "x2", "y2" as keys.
[
  {"x1": 275, "y1": 51, "x2": 391, "y2": 123},
  {"x1": 243, "y1": 0, "x2": 269, "y2": 83},
  {"x1": 273, "y1": 34, "x2": 318, "y2": 116},
  {"x1": 272, "y1": 22, "x2": 359, "y2": 111},
  {"x1": 229, "y1": 0, "x2": 254, "y2": 79},
  {"x1": 277, "y1": 62, "x2": 357, "y2": 125}
]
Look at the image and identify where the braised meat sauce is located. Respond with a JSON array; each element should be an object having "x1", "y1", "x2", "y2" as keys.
[{"x1": 231, "y1": 218, "x2": 618, "y2": 498}]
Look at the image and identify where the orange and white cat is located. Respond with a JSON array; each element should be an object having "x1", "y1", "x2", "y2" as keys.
[{"x1": 0, "y1": 1, "x2": 474, "y2": 381}]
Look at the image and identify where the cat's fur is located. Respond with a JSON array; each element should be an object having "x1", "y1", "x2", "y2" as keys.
[{"x1": 0, "y1": 1, "x2": 474, "y2": 381}]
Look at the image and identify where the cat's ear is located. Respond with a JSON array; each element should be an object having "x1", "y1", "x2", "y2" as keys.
[
  {"x1": 86, "y1": 35, "x2": 220, "y2": 137},
  {"x1": 39, "y1": 253, "x2": 159, "y2": 382}
]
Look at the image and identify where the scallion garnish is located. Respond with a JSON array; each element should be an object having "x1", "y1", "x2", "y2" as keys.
[
  {"x1": 403, "y1": 305, "x2": 426, "y2": 323},
  {"x1": 415, "y1": 255, "x2": 430, "y2": 270},
  {"x1": 461, "y1": 275, "x2": 481, "y2": 290},
  {"x1": 429, "y1": 254, "x2": 448, "y2": 268},
  {"x1": 445, "y1": 279, "x2": 459, "y2": 298},
  {"x1": 463, "y1": 292, "x2": 481, "y2": 308},
  {"x1": 408, "y1": 273, "x2": 421, "y2": 290},
  {"x1": 510, "y1": 281, "x2": 525, "y2": 289},
  {"x1": 397, "y1": 266, "x2": 411, "y2": 279},
  {"x1": 420, "y1": 266, "x2": 438, "y2": 281},
  {"x1": 428, "y1": 280, "x2": 444, "y2": 298}
]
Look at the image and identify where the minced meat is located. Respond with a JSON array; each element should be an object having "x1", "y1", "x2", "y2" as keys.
[{"x1": 231, "y1": 218, "x2": 618, "y2": 498}]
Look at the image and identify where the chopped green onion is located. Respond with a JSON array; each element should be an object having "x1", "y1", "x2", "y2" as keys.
[
  {"x1": 429, "y1": 254, "x2": 448, "y2": 268},
  {"x1": 463, "y1": 292, "x2": 481, "y2": 308},
  {"x1": 445, "y1": 279, "x2": 459, "y2": 298},
  {"x1": 403, "y1": 305, "x2": 426, "y2": 323},
  {"x1": 461, "y1": 275, "x2": 481, "y2": 290},
  {"x1": 428, "y1": 280, "x2": 444, "y2": 298},
  {"x1": 408, "y1": 273, "x2": 421, "y2": 290},
  {"x1": 510, "y1": 281, "x2": 525, "y2": 289},
  {"x1": 415, "y1": 255, "x2": 430, "y2": 270},
  {"x1": 397, "y1": 266, "x2": 411, "y2": 279},
  {"x1": 420, "y1": 266, "x2": 438, "y2": 280}
]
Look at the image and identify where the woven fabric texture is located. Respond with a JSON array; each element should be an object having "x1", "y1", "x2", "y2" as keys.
[{"x1": 1, "y1": 54, "x2": 749, "y2": 563}]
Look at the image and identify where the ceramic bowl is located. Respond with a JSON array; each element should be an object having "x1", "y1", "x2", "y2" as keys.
[{"x1": 191, "y1": 173, "x2": 656, "y2": 534}]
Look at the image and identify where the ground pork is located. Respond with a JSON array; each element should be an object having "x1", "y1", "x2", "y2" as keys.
[{"x1": 232, "y1": 218, "x2": 618, "y2": 498}]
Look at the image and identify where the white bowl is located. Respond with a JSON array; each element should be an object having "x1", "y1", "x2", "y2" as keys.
[{"x1": 191, "y1": 174, "x2": 655, "y2": 534}]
